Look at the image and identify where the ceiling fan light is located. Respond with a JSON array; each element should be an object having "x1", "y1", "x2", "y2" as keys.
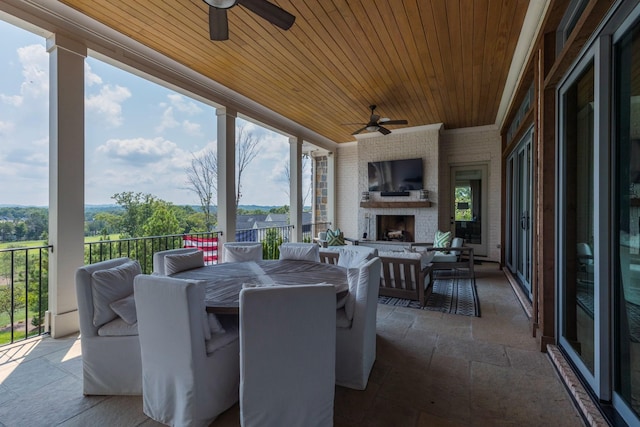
[
  {"x1": 203, "y1": 0, "x2": 237, "y2": 8},
  {"x1": 366, "y1": 125, "x2": 379, "y2": 132}
]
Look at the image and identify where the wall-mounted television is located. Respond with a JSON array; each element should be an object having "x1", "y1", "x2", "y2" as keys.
[{"x1": 368, "y1": 157, "x2": 424, "y2": 192}]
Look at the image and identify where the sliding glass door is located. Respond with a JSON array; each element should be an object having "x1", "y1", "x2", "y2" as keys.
[
  {"x1": 614, "y1": 12, "x2": 640, "y2": 422},
  {"x1": 506, "y1": 128, "x2": 533, "y2": 299}
]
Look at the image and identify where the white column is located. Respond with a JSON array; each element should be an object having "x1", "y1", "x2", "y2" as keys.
[
  {"x1": 217, "y1": 108, "x2": 237, "y2": 256},
  {"x1": 46, "y1": 34, "x2": 86, "y2": 338},
  {"x1": 289, "y1": 137, "x2": 303, "y2": 242}
]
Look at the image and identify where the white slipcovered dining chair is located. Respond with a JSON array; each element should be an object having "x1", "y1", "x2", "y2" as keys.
[
  {"x1": 335, "y1": 257, "x2": 382, "y2": 390},
  {"x1": 223, "y1": 242, "x2": 263, "y2": 262},
  {"x1": 239, "y1": 284, "x2": 336, "y2": 427},
  {"x1": 152, "y1": 248, "x2": 199, "y2": 275},
  {"x1": 134, "y1": 274, "x2": 240, "y2": 427},
  {"x1": 278, "y1": 242, "x2": 320, "y2": 262},
  {"x1": 75, "y1": 257, "x2": 142, "y2": 395}
]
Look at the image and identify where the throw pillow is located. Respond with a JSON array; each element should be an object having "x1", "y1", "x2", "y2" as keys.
[
  {"x1": 91, "y1": 260, "x2": 141, "y2": 327},
  {"x1": 434, "y1": 230, "x2": 452, "y2": 249},
  {"x1": 326, "y1": 228, "x2": 345, "y2": 246},
  {"x1": 109, "y1": 293, "x2": 137, "y2": 325},
  {"x1": 164, "y1": 250, "x2": 205, "y2": 275}
]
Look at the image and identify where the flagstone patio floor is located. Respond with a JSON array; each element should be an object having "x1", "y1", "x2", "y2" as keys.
[{"x1": 0, "y1": 263, "x2": 588, "y2": 426}]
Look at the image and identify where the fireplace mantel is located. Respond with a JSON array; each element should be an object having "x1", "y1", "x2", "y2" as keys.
[{"x1": 360, "y1": 201, "x2": 432, "y2": 208}]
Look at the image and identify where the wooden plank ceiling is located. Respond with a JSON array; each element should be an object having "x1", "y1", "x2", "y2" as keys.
[{"x1": 58, "y1": 0, "x2": 529, "y2": 143}]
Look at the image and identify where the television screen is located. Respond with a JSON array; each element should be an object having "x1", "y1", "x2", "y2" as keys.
[{"x1": 368, "y1": 158, "x2": 424, "y2": 192}]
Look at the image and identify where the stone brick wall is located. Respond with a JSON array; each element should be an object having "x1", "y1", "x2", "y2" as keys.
[
  {"x1": 336, "y1": 125, "x2": 441, "y2": 243},
  {"x1": 313, "y1": 155, "x2": 328, "y2": 222},
  {"x1": 334, "y1": 124, "x2": 502, "y2": 262}
]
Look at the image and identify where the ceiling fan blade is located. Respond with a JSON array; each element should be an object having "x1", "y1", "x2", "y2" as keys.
[
  {"x1": 378, "y1": 126, "x2": 391, "y2": 135},
  {"x1": 379, "y1": 119, "x2": 408, "y2": 125},
  {"x1": 352, "y1": 127, "x2": 368, "y2": 135},
  {"x1": 209, "y1": 7, "x2": 229, "y2": 40},
  {"x1": 238, "y1": 0, "x2": 296, "y2": 30}
]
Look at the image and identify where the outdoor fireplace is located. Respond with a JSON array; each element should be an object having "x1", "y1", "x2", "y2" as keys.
[{"x1": 376, "y1": 215, "x2": 415, "y2": 242}]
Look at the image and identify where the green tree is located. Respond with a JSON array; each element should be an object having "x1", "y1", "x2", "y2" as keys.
[
  {"x1": 269, "y1": 205, "x2": 289, "y2": 214},
  {"x1": 0, "y1": 222, "x2": 14, "y2": 241},
  {"x1": 0, "y1": 285, "x2": 25, "y2": 321},
  {"x1": 93, "y1": 212, "x2": 121, "y2": 235},
  {"x1": 25, "y1": 210, "x2": 47, "y2": 241},
  {"x1": 112, "y1": 192, "x2": 159, "y2": 237},
  {"x1": 142, "y1": 201, "x2": 181, "y2": 237},
  {"x1": 14, "y1": 222, "x2": 26, "y2": 241}
]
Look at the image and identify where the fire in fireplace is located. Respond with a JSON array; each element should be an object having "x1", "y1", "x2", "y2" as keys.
[{"x1": 376, "y1": 215, "x2": 415, "y2": 242}]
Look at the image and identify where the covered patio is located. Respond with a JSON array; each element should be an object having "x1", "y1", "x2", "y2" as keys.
[{"x1": 0, "y1": 0, "x2": 636, "y2": 425}]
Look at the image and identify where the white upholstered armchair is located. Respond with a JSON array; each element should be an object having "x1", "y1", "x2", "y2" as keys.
[
  {"x1": 75, "y1": 257, "x2": 142, "y2": 395},
  {"x1": 335, "y1": 257, "x2": 382, "y2": 390},
  {"x1": 134, "y1": 274, "x2": 240, "y2": 426},
  {"x1": 239, "y1": 284, "x2": 336, "y2": 426}
]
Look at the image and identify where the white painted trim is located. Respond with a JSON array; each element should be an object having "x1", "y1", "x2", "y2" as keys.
[
  {"x1": 441, "y1": 124, "x2": 499, "y2": 135},
  {"x1": 495, "y1": 0, "x2": 550, "y2": 129}
]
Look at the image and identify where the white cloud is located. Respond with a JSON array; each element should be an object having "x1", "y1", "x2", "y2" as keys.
[
  {"x1": 17, "y1": 44, "x2": 48, "y2": 100},
  {"x1": 85, "y1": 61, "x2": 103, "y2": 86},
  {"x1": 155, "y1": 106, "x2": 179, "y2": 133},
  {"x1": 0, "y1": 120, "x2": 15, "y2": 135},
  {"x1": 86, "y1": 84, "x2": 132, "y2": 127},
  {"x1": 167, "y1": 93, "x2": 202, "y2": 115},
  {"x1": 182, "y1": 120, "x2": 202, "y2": 136},
  {"x1": 96, "y1": 136, "x2": 179, "y2": 163},
  {"x1": 0, "y1": 94, "x2": 23, "y2": 106},
  {"x1": 155, "y1": 94, "x2": 204, "y2": 133},
  {"x1": 0, "y1": 43, "x2": 47, "y2": 108}
]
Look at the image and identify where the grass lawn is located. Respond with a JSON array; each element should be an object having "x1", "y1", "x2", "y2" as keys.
[{"x1": 0, "y1": 234, "x2": 121, "y2": 250}]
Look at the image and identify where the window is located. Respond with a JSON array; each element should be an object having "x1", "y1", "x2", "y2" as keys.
[
  {"x1": 614, "y1": 14, "x2": 640, "y2": 421},
  {"x1": 559, "y1": 59, "x2": 595, "y2": 375}
]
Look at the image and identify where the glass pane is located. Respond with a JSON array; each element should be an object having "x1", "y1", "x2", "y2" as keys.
[
  {"x1": 454, "y1": 170, "x2": 481, "y2": 244},
  {"x1": 615, "y1": 21, "x2": 640, "y2": 419},
  {"x1": 562, "y1": 61, "x2": 595, "y2": 373}
]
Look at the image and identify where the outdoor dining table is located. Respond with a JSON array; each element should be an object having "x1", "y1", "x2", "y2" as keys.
[{"x1": 169, "y1": 259, "x2": 350, "y2": 314}]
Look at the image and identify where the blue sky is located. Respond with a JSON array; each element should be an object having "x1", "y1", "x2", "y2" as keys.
[{"x1": 0, "y1": 19, "x2": 298, "y2": 207}]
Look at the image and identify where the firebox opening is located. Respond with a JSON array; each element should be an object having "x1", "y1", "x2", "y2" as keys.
[{"x1": 376, "y1": 215, "x2": 415, "y2": 242}]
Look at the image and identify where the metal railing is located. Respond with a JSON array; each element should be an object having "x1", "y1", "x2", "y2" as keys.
[
  {"x1": 85, "y1": 231, "x2": 220, "y2": 273},
  {"x1": 0, "y1": 221, "x2": 332, "y2": 346},
  {"x1": 0, "y1": 245, "x2": 50, "y2": 346}
]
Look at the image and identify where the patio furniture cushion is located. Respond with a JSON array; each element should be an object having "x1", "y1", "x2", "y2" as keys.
[
  {"x1": 205, "y1": 317, "x2": 238, "y2": 354},
  {"x1": 164, "y1": 250, "x2": 204, "y2": 275},
  {"x1": 337, "y1": 246, "x2": 378, "y2": 268},
  {"x1": 152, "y1": 248, "x2": 199, "y2": 275},
  {"x1": 434, "y1": 230, "x2": 452, "y2": 248},
  {"x1": 223, "y1": 242, "x2": 263, "y2": 262},
  {"x1": 380, "y1": 250, "x2": 433, "y2": 270},
  {"x1": 91, "y1": 259, "x2": 141, "y2": 327},
  {"x1": 208, "y1": 313, "x2": 226, "y2": 335},
  {"x1": 279, "y1": 242, "x2": 320, "y2": 262},
  {"x1": 97, "y1": 317, "x2": 139, "y2": 337},
  {"x1": 326, "y1": 228, "x2": 346, "y2": 246},
  {"x1": 109, "y1": 293, "x2": 137, "y2": 325}
]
